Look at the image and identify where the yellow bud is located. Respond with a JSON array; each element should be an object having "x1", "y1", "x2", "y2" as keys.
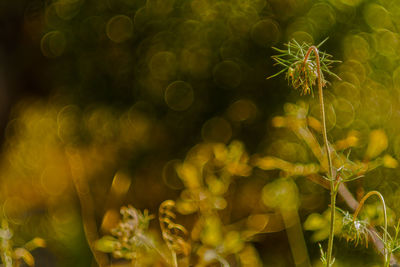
[
  {"x1": 177, "y1": 162, "x2": 200, "y2": 189},
  {"x1": 365, "y1": 129, "x2": 388, "y2": 159},
  {"x1": 15, "y1": 248, "x2": 34, "y2": 266},
  {"x1": 383, "y1": 154, "x2": 398, "y2": 168},
  {"x1": 271, "y1": 116, "x2": 286, "y2": 127},
  {"x1": 201, "y1": 216, "x2": 223, "y2": 247},
  {"x1": 223, "y1": 231, "x2": 244, "y2": 254}
]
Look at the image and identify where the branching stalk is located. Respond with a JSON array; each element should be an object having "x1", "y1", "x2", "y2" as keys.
[
  {"x1": 353, "y1": 191, "x2": 388, "y2": 266},
  {"x1": 303, "y1": 46, "x2": 335, "y2": 266}
]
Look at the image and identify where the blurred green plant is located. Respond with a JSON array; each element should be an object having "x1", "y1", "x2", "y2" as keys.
[
  {"x1": 266, "y1": 38, "x2": 399, "y2": 266},
  {"x1": 96, "y1": 141, "x2": 264, "y2": 266},
  {"x1": 269, "y1": 38, "x2": 341, "y2": 266},
  {"x1": 95, "y1": 205, "x2": 171, "y2": 266}
]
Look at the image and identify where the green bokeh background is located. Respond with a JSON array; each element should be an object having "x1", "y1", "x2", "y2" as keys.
[{"x1": 1, "y1": 0, "x2": 400, "y2": 266}]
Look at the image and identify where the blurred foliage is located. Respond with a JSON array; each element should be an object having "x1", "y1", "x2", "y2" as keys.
[{"x1": 3, "y1": 0, "x2": 400, "y2": 266}]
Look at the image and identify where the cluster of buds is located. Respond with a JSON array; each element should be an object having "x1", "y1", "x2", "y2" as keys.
[{"x1": 110, "y1": 205, "x2": 154, "y2": 259}]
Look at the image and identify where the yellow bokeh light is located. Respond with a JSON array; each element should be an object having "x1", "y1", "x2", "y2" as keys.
[
  {"x1": 54, "y1": 0, "x2": 83, "y2": 20},
  {"x1": 164, "y1": 81, "x2": 194, "y2": 111},
  {"x1": 343, "y1": 34, "x2": 371, "y2": 62},
  {"x1": 363, "y1": 3, "x2": 392, "y2": 30},
  {"x1": 106, "y1": 15, "x2": 133, "y2": 43},
  {"x1": 149, "y1": 51, "x2": 177, "y2": 81},
  {"x1": 251, "y1": 18, "x2": 280, "y2": 46},
  {"x1": 226, "y1": 99, "x2": 257, "y2": 122},
  {"x1": 41, "y1": 30, "x2": 66, "y2": 58},
  {"x1": 201, "y1": 117, "x2": 232, "y2": 143},
  {"x1": 40, "y1": 165, "x2": 69, "y2": 196}
]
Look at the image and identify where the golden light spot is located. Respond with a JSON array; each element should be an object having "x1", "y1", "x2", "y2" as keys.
[
  {"x1": 178, "y1": 20, "x2": 202, "y2": 46},
  {"x1": 119, "y1": 108, "x2": 150, "y2": 144},
  {"x1": 40, "y1": 30, "x2": 66, "y2": 58},
  {"x1": 337, "y1": 71, "x2": 360, "y2": 88},
  {"x1": 251, "y1": 18, "x2": 280, "y2": 46},
  {"x1": 180, "y1": 48, "x2": 212, "y2": 79},
  {"x1": 343, "y1": 35, "x2": 370, "y2": 62},
  {"x1": 133, "y1": 7, "x2": 148, "y2": 30},
  {"x1": 213, "y1": 60, "x2": 242, "y2": 88},
  {"x1": 164, "y1": 81, "x2": 194, "y2": 111},
  {"x1": 106, "y1": 15, "x2": 133, "y2": 43},
  {"x1": 201, "y1": 117, "x2": 232, "y2": 143},
  {"x1": 146, "y1": 0, "x2": 175, "y2": 17},
  {"x1": 54, "y1": 0, "x2": 83, "y2": 20},
  {"x1": 85, "y1": 107, "x2": 117, "y2": 142},
  {"x1": 110, "y1": 171, "x2": 131, "y2": 196},
  {"x1": 229, "y1": 12, "x2": 257, "y2": 37},
  {"x1": 288, "y1": 31, "x2": 314, "y2": 45},
  {"x1": 149, "y1": 51, "x2": 177, "y2": 80},
  {"x1": 191, "y1": 0, "x2": 211, "y2": 18},
  {"x1": 41, "y1": 166, "x2": 69, "y2": 196},
  {"x1": 307, "y1": 3, "x2": 336, "y2": 32},
  {"x1": 226, "y1": 99, "x2": 257, "y2": 122},
  {"x1": 333, "y1": 97, "x2": 355, "y2": 128},
  {"x1": 45, "y1": 4, "x2": 63, "y2": 28},
  {"x1": 340, "y1": 0, "x2": 362, "y2": 7},
  {"x1": 162, "y1": 160, "x2": 184, "y2": 190},
  {"x1": 286, "y1": 17, "x2": 315, "y2": 42},
  {"x1": 364, "y1": 3, "x2": 392, "y2": 30},
  {"x1": 57, "y1": 105, "x2": 81, "y2": 144},
  {"x1": 375, "y1": 29, "x2": 400, "y2": 58}
]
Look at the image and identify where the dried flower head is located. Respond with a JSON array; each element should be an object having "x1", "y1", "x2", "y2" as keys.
[
  {"x1": 339, "y1": 209, "x2": 370, "y2": 247},
  {"x1": 110, "y1": 205, "x2": 155, "y2": 259},
  {"x1": 268, "y1": 38, "x2": 340, "y2": 96}
]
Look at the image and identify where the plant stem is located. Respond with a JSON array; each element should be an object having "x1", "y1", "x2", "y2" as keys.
[
  {"x1": 353, "y1": 191, "x2": 388, "y2": 266},
  {"x1": 303, "y1": 46, "x2": 335, "y2": 266},
  {"x1": 65, "y1": 149, "x2": 109, "y2": 267}
]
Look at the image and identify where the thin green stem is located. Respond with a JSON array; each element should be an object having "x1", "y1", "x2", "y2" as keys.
[
  {"x1": 303, "y1": 46, "x2": 335, "y2": 267},
  {"x1": 353, "y1": 191, "x2": 388, "y2": 266}
]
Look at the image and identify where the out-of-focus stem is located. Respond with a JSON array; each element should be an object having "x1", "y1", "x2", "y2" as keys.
[
  {"x1": 281, "y1": 209, "x2": 311, "y2": 267},
  {"x1": 65, "y1": 149, "x2": 109, "y2": 267},
  {"x1": 303, "y1": 46, "x2": 335, "y2": 267}
]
